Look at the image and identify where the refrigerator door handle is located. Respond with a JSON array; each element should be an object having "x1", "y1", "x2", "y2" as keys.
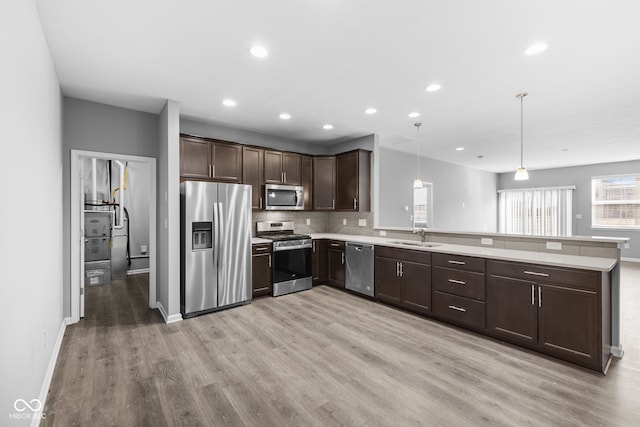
[
  {"x1": 217, "y1": 201, "x2": 224, "y2": 267},
  {"x1": 213, "y1": 202, "x2": 220, "y2": 270}
]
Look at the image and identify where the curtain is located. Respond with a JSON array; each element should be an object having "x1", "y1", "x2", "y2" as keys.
[{"x1": 498, "y1": 187, "x2": 574, "y2": 236}]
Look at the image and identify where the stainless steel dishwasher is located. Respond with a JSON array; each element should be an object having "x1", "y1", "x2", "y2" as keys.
[{"x1": 345, "y1": 242, "x2": 374, "y2": 297}]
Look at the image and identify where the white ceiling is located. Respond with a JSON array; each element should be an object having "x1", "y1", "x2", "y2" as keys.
[{"x1": 36, "y1": 0, "x2": 640, "y2": 173}]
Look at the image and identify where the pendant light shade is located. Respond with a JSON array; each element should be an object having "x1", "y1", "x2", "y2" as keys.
[
  {"x1": 413, "y1": 122, "x2": 423, "y2": 188},
  {"x1": 514, "y1": 92, "x2": 529, "y2": 181}
]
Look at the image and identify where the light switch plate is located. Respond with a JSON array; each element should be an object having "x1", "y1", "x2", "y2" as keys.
[
  {"x1": 575, "y1": 213, "x2": 583, "y2": 219},
  {"x1": 379, "y1": 230, "x2": 387, "y2": 236},
  {"x1": 546, "y1": 241, "x2": 562, "y2": 250},
  {"x1": 358, "y1": 218, "x2": 367, "y2": 227},
  {"x1": 481, "y1": 238, "x2": 493, "y2": 245},
  {"x1": 306, "y1": 218, "x2": 311, "y2": 225},
  {"x1": 343, "y1": 218, "x2": 347, "y2": 225}
]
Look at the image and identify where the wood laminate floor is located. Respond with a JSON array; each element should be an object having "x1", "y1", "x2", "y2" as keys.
[{"x1": 43, "y1": 264, "x2": 640, "y2": 426}]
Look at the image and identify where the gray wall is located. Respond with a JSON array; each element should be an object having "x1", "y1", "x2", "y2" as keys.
[
  {"x1": 63, "y1": 97, "x2": 159, "y2": 316},
  {"x1": 378, "y1": 147, "x2": 498, "y2": 232},
  {"x1": 498, "y1": 160, "x2": 640, "y2": 259},
  {"x1": 157, "y1": 100, "x2": 181, "y2": 320},
  {"x1": 0, "y1": 0, "x2": 63, "y2": 423}
]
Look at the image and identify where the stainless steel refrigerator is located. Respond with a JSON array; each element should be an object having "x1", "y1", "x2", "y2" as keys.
[{"x1": 180, "y1": 181, "x2": 252, "y2": 318}]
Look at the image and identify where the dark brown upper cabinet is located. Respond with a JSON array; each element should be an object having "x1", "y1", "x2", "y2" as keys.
[
  {"x1": 264, "y1": 150, "x2": 302, "y2": 185},
  {"x1": 336, "y1": 149, "x2": 371, "y2": 212},
  {"x1": 180, "y1": 136, "x2": 242, "y2": 183},
  {"x1": 313, "y1": 156, "x2": 336, "y2": 210},
  {"x1": 242, "y1": 146, "x2": 264, "y2": 210}
]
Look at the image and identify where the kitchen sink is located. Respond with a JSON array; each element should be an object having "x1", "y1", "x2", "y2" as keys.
[{"x1": 389, "y1": 241, "x2": 440, "y2": 248}]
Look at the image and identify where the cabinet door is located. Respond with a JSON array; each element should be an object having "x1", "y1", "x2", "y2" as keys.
[
  {"x1": 180, "y1": 137, "x2": 211, "y2": 179},
  {"x1": 327, "y1": 248, "x2": 345, "y2": 288},
  {"x1": 212, "y1": 141, "x2": 242, "y2": 182},
  {"x1": 283, "y1": 153, "x2": 302, "y2": 185},
  {"x1": 242, "y1": 147, "x2": 264, "y2": 210},
  {"x1": 538, "y1": 283, "x2": 599, "y2": 368},
  {"x1": 312, "y1": 239, "x2": 327, "y2": 285},
  {"x1": 313, "y1": 156, "x2": 336, "y2": 210},
  {"x1": 335, "y1": 150, "x2": 370, "y2": 211},
  {"x1": 375, "y1": 256, "x2": 402, "y2": 305},
  {"x1": 401, "y1": 261, "x2": 431, "y2": 314},
  {"x1": 486, "y1": 276, "x2": 538, "y2": 346},
  {"x1": 264, "y1": 151, "x2": 283, "y2": 183},
  {"x1": 336, "y1": 151, "x2": 358, "y2": 210},
  {"x1": 301, "y1": 155, "x2": 313, "y2": 210},
  {"x1": 252, "y1": 252, "x2": 272, "y2": 298}
]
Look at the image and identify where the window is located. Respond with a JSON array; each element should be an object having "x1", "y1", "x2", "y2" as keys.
[
  {"x1": 413, "y1": 182, "x2": 433, "y2": 229},
  {"x1": 498, "y1": 187, "x2": 574, "y2": 236},
  {"x1": 592, "y1": 174, "x2": 640, "y2": 229}
]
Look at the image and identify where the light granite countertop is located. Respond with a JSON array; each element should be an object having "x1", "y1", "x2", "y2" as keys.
[{"x1": 309, "y1": 233, "x2": 617, "y2": 272}]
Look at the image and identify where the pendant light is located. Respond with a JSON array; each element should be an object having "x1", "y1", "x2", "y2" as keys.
[
  {"x1": 514, "y1": 92, "x2": 529, "y2": 180},
  {"x1": 413, "y1": 122, "x2": 423, "y2": 189}
]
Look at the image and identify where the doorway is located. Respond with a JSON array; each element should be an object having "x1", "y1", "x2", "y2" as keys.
[{"x1": 70, "y1": 150, "x2": 157, "y2": 323}]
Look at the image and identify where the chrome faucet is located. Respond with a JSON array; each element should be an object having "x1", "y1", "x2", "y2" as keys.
[{"x1": 413, "y1": 227, "x2": 428, "y2": 243}]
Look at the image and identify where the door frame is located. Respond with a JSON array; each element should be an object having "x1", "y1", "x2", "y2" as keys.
[{"x1": 70, "y1": 149, "x2": 157, "y2": 323}]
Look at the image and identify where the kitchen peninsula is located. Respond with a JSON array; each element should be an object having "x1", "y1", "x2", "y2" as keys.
[{"x1": 302, "y1": 231, "x2": 626, "y2": 373}]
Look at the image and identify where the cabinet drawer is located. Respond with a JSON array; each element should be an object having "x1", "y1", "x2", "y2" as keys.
[
  {"x1": 433, "y1": 267, "x2": 485, "y2": 300},
  {"x1": 252, "y1": 243, "x2": 272, "y2": 254},
  {"x1": 487, "y1": 260, "x2": 599, "y2": 291},
  {"x1": 328, "y1": 240, "x2": 345, "y2": 250},
  {"x1": 433, "y1": 253, "x2": 485, "y2": 273},
  {"x1": 375, "y1": 246, "x2": 431, "y2": 265},
  {"x1": 433, "y1": 291, "x2": 486, "y2": 329}
]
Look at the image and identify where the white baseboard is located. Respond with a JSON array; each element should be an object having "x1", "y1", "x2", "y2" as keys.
[
  {"x1": 611, "y1": 345, "x2": 624, "y2": 358},
  {"x1": 156, "y1": 301, "x2": 182, "y2": 324},
  {"x1": 620, "y1": 257, "x2": 640, "y2": 263},
  {"x1": 32, "y1": 317, "x2": 70, "y2": 427}
]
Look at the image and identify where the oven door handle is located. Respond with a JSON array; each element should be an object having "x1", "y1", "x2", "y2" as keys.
[{"x1": 273, "y1": 243, "x2": 312, "y2": 252}]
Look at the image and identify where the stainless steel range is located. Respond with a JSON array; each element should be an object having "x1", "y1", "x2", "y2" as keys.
[{"x1": 256, "y1": 221, "x2": 312, "y2": 297}]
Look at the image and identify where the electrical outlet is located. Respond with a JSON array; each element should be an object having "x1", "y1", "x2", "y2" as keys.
[
  {"x1": 358, "y1": 218, "x2": 367, "y2": 227},
  {"x1": 141, "y1": 245, "x2": 148, "y2": 254},
  {"x1": 164, "y1": 218, "x2": 168, "y2": 229},
  {"x1": 546, "y1": 241, "x2": 562, "y2": 250},
  {"x1": 306, "y1": 218, "x2": 311, "y2": 225},
  {"x1": 379, "y1": 230, "x2": 387, "y2": 236},
  {"x1": 481, "y1": 238, "x2": 493, "y2": 245},
  {"x1": 624, "y1": 243, "x2": 630, "y2": 249},
  {"x1": 343, "y1": 218, "x2": 347, "y2": 225},
  {"x1": 575, "y1": 213, "x2": 583, "y2": 219}
]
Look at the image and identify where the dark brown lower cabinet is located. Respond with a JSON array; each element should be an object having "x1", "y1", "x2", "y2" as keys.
[
  {"x1": 252, "y1": 244, "x2": 272, "y2": 298},
  {"x1": 374, "y1": 246, "x2": 431, "y2": 314},
  {"x1": 327, "y1": 241, "x2": 345, "y2": 288},
  {"x1": 487, "y1": 259, "x2": 609, "y2": 372},
  {"x1": 538, "y1": 283, "x2": 599, "y2": 367},
  {"x1": 312, "y1": 239, "x2": 327, "y2": 285},
  {"x1": 486, "y1": 275, "x2": 537, "y2": 346}
]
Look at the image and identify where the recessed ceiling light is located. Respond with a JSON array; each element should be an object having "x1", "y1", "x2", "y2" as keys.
[
  {"x1": 425, "y1": 84, "x2": 441, "y2": 92},
  {"x1": 222, "y1": 99, "x2": 236, "y2": 107},
  {"x1": 408, "y1": 112, "x2": 420, "y2": 118},
  {"x1": 364, "y1": 108, "x2": 377, "y2": 114},
  {"x1": 456, "y1": 147, "x2": 464, "y2": 151},
  {"x1": 279, "y1": 113, "x2": 291, "y2": 120},
  {"x1": 525, "y1": 42, "x2": 548, "y2": 55},
  {"x1": 323, "y1": 124, "x2": 334, "y2": 130},
  {"x1": 250, "y1": 45, "x2": 269, "y2": 58}
]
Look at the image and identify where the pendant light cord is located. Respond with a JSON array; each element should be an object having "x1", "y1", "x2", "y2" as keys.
[
  {"x1": 516, "y1": 93, "x2": 528, "y2": 168},
  {"x1": 415, "y1": 122, "x2": 422, "y2": 175}
]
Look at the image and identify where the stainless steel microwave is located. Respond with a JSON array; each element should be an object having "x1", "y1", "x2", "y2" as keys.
[{"x1": 264, "y1": 184, "x2": 304, "y2": 210}]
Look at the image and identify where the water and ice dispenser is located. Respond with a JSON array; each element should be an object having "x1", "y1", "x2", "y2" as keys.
[{"x1": 192, "y1": 222, "x2": 212, "y2": 250}]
